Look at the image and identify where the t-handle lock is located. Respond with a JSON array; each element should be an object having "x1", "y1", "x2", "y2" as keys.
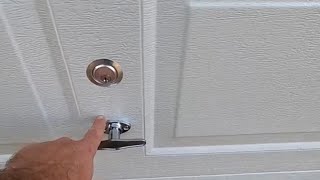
[{"x1": 98, "y1": 121, "x2": 146, "y2": 150}]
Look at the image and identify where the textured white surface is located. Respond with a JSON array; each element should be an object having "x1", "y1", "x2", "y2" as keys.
[
  {"x1": 122, "y1": 170, "x2": 320, "y2": 180},
  {"x1": 145, "y1": 0, "x2": 320, "y2": 152},
  {"x1": 2, "y1": 0, "x2": 320, "y2": 179},
  {"x1": 1, "y1": 152, "x2": 320, "y2": 180},
  {"x1": 177, "y1": 2, "x2": 320, "y2": 137},
  {"x1": 0, "y1": 0, "x2": 143, "y2": 147},
  {"x1": 0, "y1": 1, "x2": 81, "y2": 146},
  {"x1": 48, "y1": 0, "x2": 143, "y2": 140}
]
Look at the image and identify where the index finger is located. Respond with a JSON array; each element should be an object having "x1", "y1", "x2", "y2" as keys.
[{"x1": 81, "y1": 116, "x2": 106, "y2": 153}]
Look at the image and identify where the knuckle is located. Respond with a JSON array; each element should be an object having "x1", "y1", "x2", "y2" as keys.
[
  {"x1": 89, "y1": 128, "x2": 99, "y2": 138},
  {"x1": 79, "y1": 141, "x2": 96, "y2": 155},
  {"x1": 87, "y1": 144, "x2": 96, "y2": 154}
]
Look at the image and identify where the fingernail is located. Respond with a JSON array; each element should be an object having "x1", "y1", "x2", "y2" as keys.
[{"x1": 96, "y1": 115, "x2": 105, "y2": 120}]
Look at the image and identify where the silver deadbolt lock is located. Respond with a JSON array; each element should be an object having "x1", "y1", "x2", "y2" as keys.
[{"x1": 86, "y1": 59, "x2": 123, "y2": 87}]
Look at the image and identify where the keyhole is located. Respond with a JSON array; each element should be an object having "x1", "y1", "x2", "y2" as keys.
[{"x1": 102, "y1": 76, "x2": 111, "y2": 83}]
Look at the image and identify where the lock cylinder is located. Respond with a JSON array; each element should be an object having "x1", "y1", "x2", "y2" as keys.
[{"x1": 86, "y1": 59, "x2": 123, "y2": 87}]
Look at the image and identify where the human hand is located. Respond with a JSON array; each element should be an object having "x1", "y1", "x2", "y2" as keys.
[{"x1": 0, "y1": 116, "x2": 106, "y2": 180}]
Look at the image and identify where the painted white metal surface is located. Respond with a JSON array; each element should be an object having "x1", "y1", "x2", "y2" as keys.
[
  {"x1": 144, "y1": 0, "x2": 320, "y2": 156},
  {"x1": 0, "y1": 0, "x2": 82, "y2": 145},
  {"x1": 0, "y1": 0, "x2": 143, "y2": 149},
  {"x1": 177, "y1": 1, "x2": 320, "y2": 137},
  {"x1": 1, "y1": 153, "x2": 320, "y2": 180},
  {"x1": 1, "y1": 0, "x2": 320, "y2": 179}
]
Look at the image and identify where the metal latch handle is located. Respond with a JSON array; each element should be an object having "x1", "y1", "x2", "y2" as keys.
[{"x1": 98, "y1": 121, "x2": 146, "y2": 150}]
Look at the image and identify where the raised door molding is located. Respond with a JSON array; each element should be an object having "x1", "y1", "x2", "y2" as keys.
[{"x1": 144, "y1": 0, "x2": 320, "y2": 155}]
